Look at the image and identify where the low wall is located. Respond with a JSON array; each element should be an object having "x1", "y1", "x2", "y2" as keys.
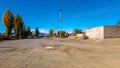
[{"x1": 76, "y1": 34, "x2": 84, "y2": 38}]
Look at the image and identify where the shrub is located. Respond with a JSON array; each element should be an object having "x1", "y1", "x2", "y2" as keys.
[
  {"x1": 1, "y1": 33, "x2": 10, "y2": 40},
  {"x1": 83, "y1": 35, "x2": 89, "y2": 40}
]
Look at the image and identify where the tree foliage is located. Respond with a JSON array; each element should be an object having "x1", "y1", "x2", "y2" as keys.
[
  {"x1": 35, "y1": 28, "x2": 39, "y2": 37},
  {"x1": 0, "y1": 34, "x2": 3, "y2": 40},
  {"x1": 73, "y1": 29, "x2": 83, "y2": 34},
  {"x1": 13, "y1": 14, "x2": 23, "y2": 38},
  {"x1": 21, "y1": 26, "x2": 28, "y2": 38},
  {"x1": 26, "y1": 26, "x2": 31, "y2": 36},
  {"x1": 49, "y1": 29, "x2": 54, "y2": 37},
  {"x1": 2, "y1": 8, "x2": 14, "y2": 37},
  {"x1": 57, "y1": 31, "x2": 66, "y2": 38}
]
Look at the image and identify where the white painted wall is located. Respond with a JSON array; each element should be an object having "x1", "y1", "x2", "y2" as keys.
[{"x1": 86, "y1": 26, "x2": 104, "y2": 39}]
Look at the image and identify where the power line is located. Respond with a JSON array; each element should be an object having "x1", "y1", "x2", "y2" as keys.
[
  {"x1": 74, "y1": 4, "x2": 120, "y2": 17},
  {"x1": 65, "y1": 0, "x2": 89, "y2": 17}
]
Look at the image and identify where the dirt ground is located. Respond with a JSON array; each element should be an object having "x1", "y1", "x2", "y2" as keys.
[{"x1": 0, "y1": 38, "x2": 120, "y2": 68}]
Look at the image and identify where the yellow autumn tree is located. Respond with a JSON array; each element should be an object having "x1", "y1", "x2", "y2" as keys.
[
  {"x1": 13, "y1": 14, "x2": 23, "y2": 38},
  {"x1": 2, "y1": 8, "x2": 14, "y2": 38}
]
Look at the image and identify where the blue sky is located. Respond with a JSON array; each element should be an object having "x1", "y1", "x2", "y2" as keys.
[{"x1": 0, "y1": 0, "x2": 120, "y2": 33}]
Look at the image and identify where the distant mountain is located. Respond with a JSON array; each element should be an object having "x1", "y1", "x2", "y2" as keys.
[
  {"x1": 38, "y1": 33, "x2": 48, "y2": 37},
  {"x1": 31, "y1": 29, "x2": 48, "y2": 37}
]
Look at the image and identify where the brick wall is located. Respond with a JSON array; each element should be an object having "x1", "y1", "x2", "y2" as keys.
[{"x1": 104, "y1": 26, "x2": 120, "y2": 38}]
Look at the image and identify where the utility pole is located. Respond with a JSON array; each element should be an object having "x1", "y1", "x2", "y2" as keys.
[{"x1": 59, "y1": 9, "x2": 62, "y2": 39}]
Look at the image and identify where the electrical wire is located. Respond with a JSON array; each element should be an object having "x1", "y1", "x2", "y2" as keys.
[
  {"x1": 76, "y1": 4, "x2": 120, "y2": 17},
  {"x1": 65, "y1": 0, "x2": 89, "y2": 17}
]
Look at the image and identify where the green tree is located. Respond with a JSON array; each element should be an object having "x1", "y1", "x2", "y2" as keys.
[
  {"x1": 49, "y1": 29, "x2": 54, "y2": 37},
  {"x1": 35, "y1": 28, "x2": 39, "y2": 37},
  {"x1": 73, "y1": 29, "x2": 83, "y2": 34},
  {"x1": 26, "y1": 26, "x2": 31, "y2": 36},
  {"x1": 58, "y1": 31, "x2": 66, "y2": 38},
  {"x1": 21, "y1": 26, "x2": 28, "y2": 38},
  {"x1": 13, "y1": 14, "x2": 23, "y2": 38},
  {"x1": 2, "y1": 8, "x2": 14, "y2": 38}
]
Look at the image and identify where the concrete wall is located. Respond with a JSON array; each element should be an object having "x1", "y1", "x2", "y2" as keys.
[
  {"x1": 86, "y1": 26, "x2": 120, "y2": 39},
  {"x1": 104, "y1": 26, "x2": 120, "y2": 38},
  {"x1": 86, "y1": 26, "x2": 104, "y2": 39}
]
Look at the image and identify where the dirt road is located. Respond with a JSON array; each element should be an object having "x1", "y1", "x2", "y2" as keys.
[{"x1": 0, "y1": 38, "x2": 120, "y2": 68}]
